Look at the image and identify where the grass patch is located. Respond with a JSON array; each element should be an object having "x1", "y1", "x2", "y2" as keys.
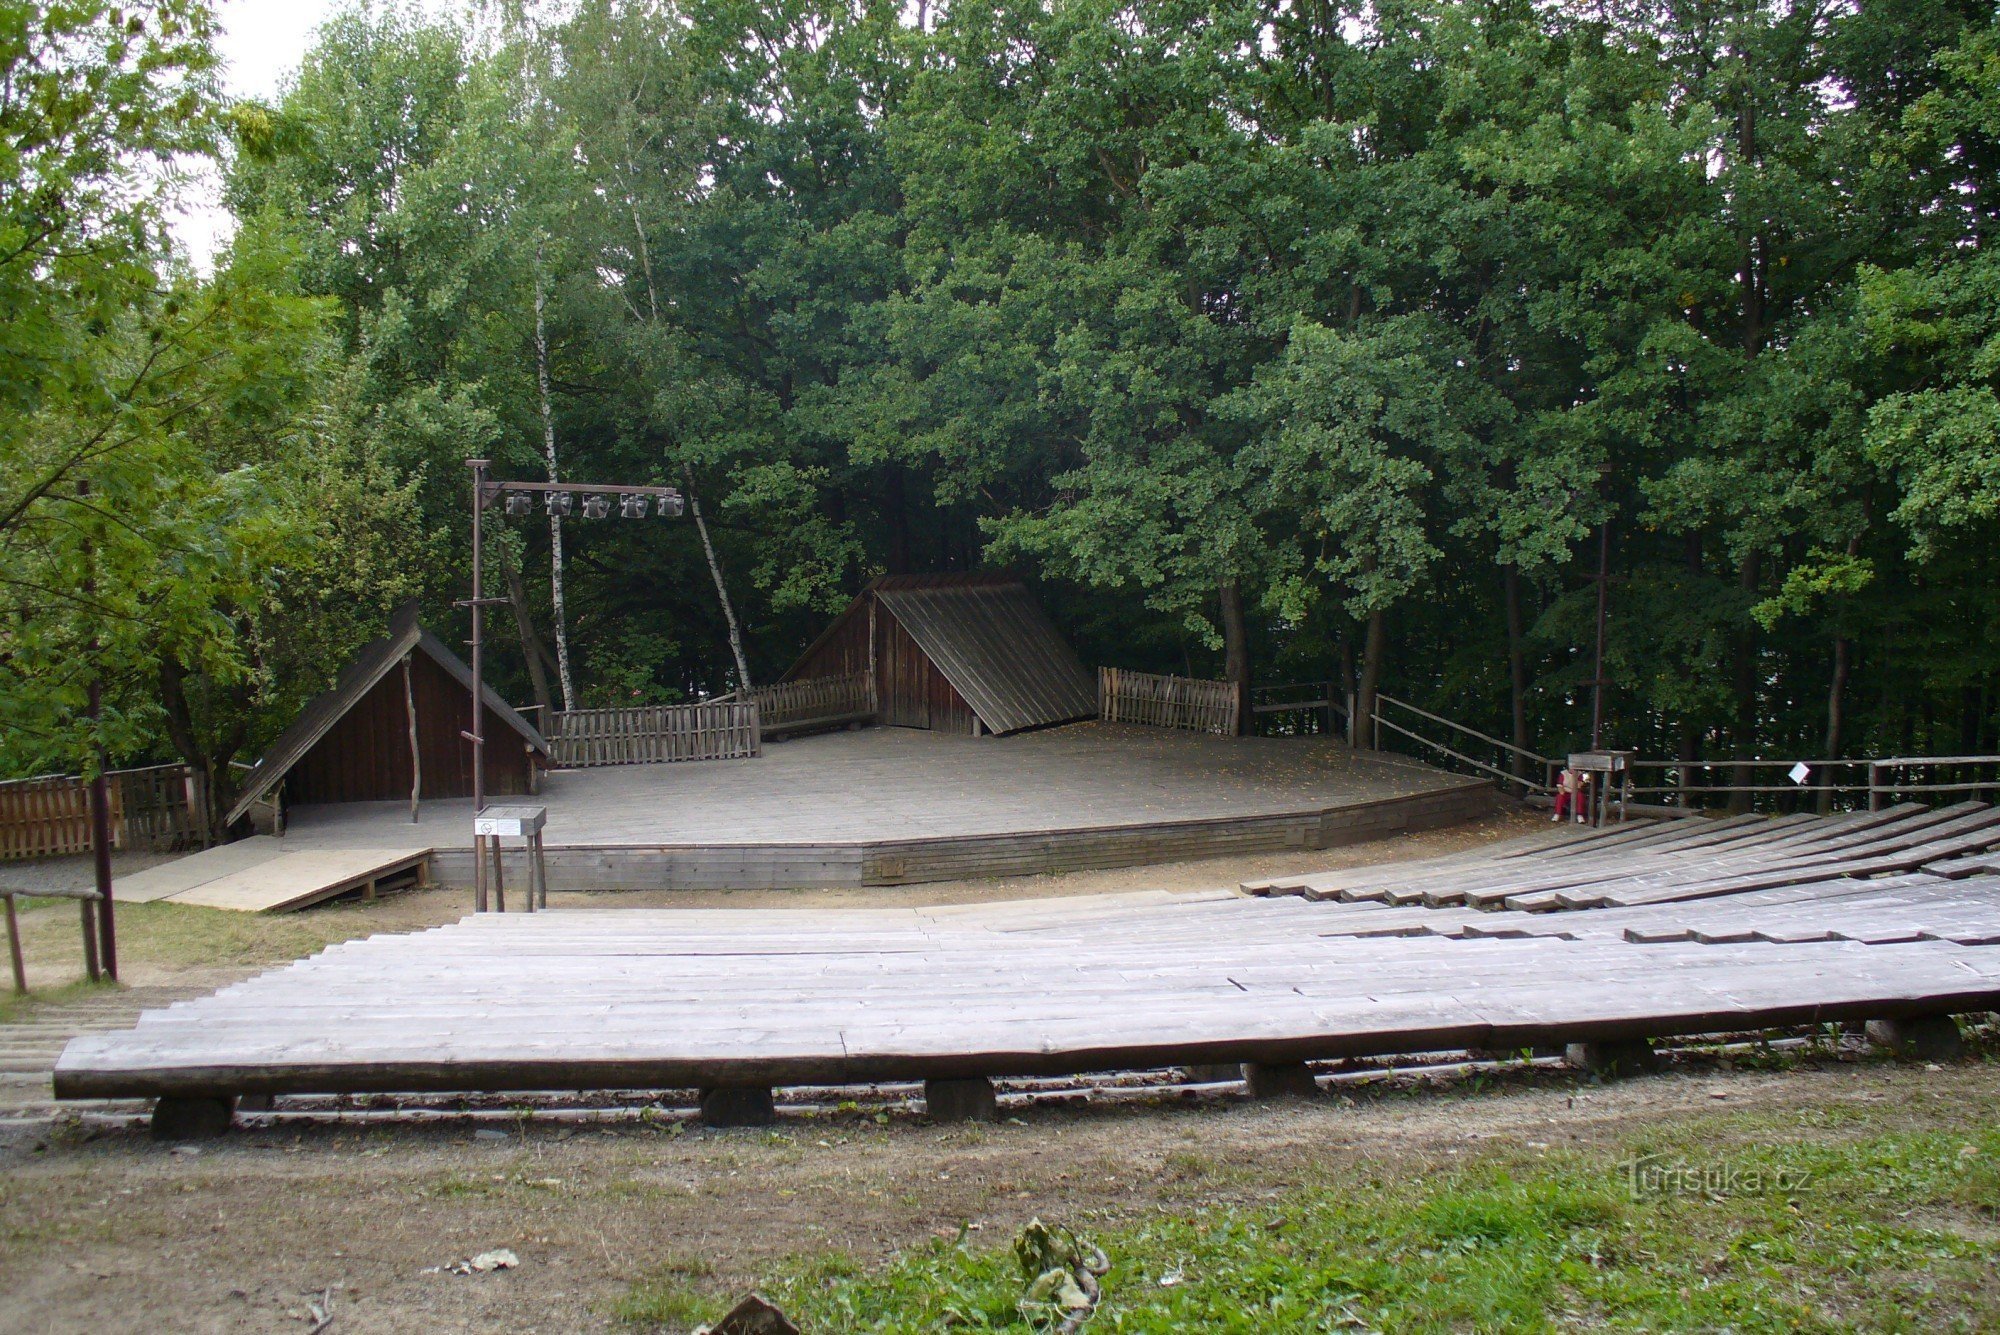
[
  {"x1": 616, "y1": 1254, "x2": 728, "y2": 1330},
  {"x1": 618, "y1": 1113, "x2": 2000, "y2": 1332},
  {"x1": 0, "y1": 976, "x2": 118, "y2": 1026},
  {"x1": 2, "y1": 894, "x2": 392, "y2": 987}
]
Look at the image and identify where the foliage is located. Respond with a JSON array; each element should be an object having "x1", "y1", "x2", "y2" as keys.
[{"x1": 12, "y1": 0, "x2": 2000, "y2": 792}]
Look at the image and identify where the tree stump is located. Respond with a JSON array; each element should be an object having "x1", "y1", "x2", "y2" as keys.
[
  {"x1": 1865, "y1": 1015, "x2": 1964, "y2": 1061},
  {"x1": 1242, "y1": 1062, "x2": 1319, "y2": 1099},
  {"x1": 924, "y1": 1077, "x2": 998, "y2": 1123},
  {"x1": 699, "y1": 1085, "x2": 776, "y2": 1127},
  {"x1": 1565, "y1": 1038, "x2": 1658, "y2": 1079},
  {"x1": 151, "y1": 1095, "x2": 235, "y2": 1141}
]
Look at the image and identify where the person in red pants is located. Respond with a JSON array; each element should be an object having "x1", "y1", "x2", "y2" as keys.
[{"x1": 1553, "y1": 766, "x2": 1581, "y2": 822}]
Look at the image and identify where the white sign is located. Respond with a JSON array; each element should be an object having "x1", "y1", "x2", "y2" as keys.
[
  {"x1": 474, "y1": 804, "x2": 546, "y2": 837},
  {"x1": 1788, "y1": 762, "x2": 1812, "y2": 785}
]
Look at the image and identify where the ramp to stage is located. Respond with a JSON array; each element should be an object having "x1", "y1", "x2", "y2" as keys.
[
  {"x1": 111, "y1": 840, "x2": 432, "y2": 914},
  {"x1": 54, "y1": 810, "x2": 2000, "y2": 1102}
]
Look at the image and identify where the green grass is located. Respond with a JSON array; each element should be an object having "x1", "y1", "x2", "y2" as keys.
[
  {"x1": 0, "y1": 975, "x2": 117, "y2": 1026},
  {"x1": 617, "y1": 1116, "x2": 2000, "y2": 1333},
  {"x1": 3, "y1": 894, "x2": 373, "y2": 984}
]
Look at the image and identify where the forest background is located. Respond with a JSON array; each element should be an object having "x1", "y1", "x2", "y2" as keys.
[{"x1": 5, "y1": 0, "x2": 1998, "y2": 825}]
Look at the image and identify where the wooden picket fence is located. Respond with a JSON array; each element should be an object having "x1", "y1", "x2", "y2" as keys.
[
  {"x1": 549, "y1": 700, "x2": 762, "y2": 767},
  {"x1": 750, "y1": 672, "x2": 876, "y2": 734},
  {"x1": 0, "y1": 764, "x2": 207, "y2": 861},
  {"x1": 1098, "y1": 667, "x2": 1241, "y2": 736}
]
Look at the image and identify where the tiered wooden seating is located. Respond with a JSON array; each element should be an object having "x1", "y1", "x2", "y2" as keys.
[{"x1": 50, "y1": 805, "x2": 2000, "y2": 1110}]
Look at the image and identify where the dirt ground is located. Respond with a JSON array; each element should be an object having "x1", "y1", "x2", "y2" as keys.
[
  {"x1": 5, "y1": 810, "x2": 1992, "y2": 1333},
  {"x1": 5, "y1": 1059, "x2": 1998, "y2": 1333}
]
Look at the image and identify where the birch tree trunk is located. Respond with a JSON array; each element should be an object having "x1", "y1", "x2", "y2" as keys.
[{"x1": 534, "y1": 241, "x2": 577, "y2": 713}]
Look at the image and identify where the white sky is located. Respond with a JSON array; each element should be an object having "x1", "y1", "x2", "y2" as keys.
[
  {"x1": 172, "y1": 0, "x2": 466, "y2": 265},
  {"x1": 216, "y1": 0, "x2": 345, "y2": 103}
]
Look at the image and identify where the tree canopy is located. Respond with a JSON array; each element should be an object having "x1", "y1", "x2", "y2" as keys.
[{"x1": 6, "y1": 0, "x2": 2000, "y2": 813}]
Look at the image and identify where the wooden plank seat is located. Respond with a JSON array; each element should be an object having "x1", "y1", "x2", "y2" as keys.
[{"x1": 52, "y1": 879, "x2": 2000, "y2": 1103}]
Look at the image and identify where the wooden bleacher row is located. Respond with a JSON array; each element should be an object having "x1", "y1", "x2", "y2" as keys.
[
  {"x1": 1239, "y1": 802, "x2": 2000, "y2": 944},
  {"x1": 53, "y1": 805, "x2": 2000, "y2": 1109}
]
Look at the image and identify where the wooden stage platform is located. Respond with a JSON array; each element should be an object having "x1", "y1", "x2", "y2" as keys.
[
  {"x1": 271, "y1": 724, "x2": 1495, "y2": 890},
  {"x1": 58, "y1": 807, "x2": 2000, "y2": 1114}
]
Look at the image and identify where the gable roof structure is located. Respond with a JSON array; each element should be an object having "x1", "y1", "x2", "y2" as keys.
[
  {"x1": 224, "y1": 604, "x2": 548, "y2": 827},
  {"x1": 787, "y1": 573, "x2": 1097, "y2": 735}
]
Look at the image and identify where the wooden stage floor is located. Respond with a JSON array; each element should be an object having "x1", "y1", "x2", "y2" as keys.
[
  {"x1": 58, "y1": 809, "x2": 2000, "y2": 1107},
  {"x1": 271, "y1": 724, "x2": 1494, "y2": 890}
]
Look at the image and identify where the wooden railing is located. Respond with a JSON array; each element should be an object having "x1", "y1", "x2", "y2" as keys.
[
  {"x1": 549, "y1": 700, "x2": 762, "y2": 767},
  {"x1": 1099, "y1": 667, "x2": 1241, "y2": 736},
  {"x1": 1370, "y1": 695, "x2": 1554, "y2": 797},
  {"x1": 1250, "y1": 680, "x2": 1349, "y2": 738},
  {"x1": 1366, "y1": 693, "x2": 2000, "y2": 814},
  {"x1": 0, "y1": 764, "x2": 207, "y2": 861},
  {"x1": 1621, "y1": 754, "x2": 2000, "y2": 813},
  {"x1": 750, "y1": 672, "x2": 875, "y2": 734}
]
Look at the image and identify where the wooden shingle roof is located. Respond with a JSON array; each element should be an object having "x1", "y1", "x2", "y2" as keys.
[
  {"x1": 787, "y1": 574, "x2": 1095, "y2": 735},
  {"x1": 223, "y1": 604, "x2": 547, "y2": 827}
]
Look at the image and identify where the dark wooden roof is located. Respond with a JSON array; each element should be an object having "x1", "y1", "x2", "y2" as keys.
[
  {"x1": 788, "y1": 574, "x2": 1097, "y2": 735},
  {"x1": 224, "y1": 605, "x2": 548, "y2": 826}
]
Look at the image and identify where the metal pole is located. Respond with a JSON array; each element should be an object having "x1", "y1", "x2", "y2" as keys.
[
  {"x1": 1590, "y1": 518, "x2": 1610, "y2": 751},
  {"x1": 469, "y1": 458, "x2": 489, "y2": 912}
]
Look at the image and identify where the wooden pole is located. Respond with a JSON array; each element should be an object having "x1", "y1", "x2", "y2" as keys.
[
  {"x1": 88, "y1": 687, "x2": 116, "y2": 981},
  {"x1": 402, "y1": 653, "x2": 421, "y2": 824},
  {"x1": 4, "y1": 893, "x2": 25, "y2": 995},
  {"x1": 534, "y1": 830, "x2": 547, "y2": 910},
  {"x1": 1591, "y1": 518, "x2": 1611, "y2": 751},
  {"x1": 80, "y1": 479, "x2": 116, "y2": 980},
  {"x1": 469, "y1": 459, "x2": 489, "y2": 914},
  {"x1": 684, "y1": 467, "x2": 753, "y2": 691},
  {"x1": 78, "y1": 895, "x2": 99, "y2": 983}
]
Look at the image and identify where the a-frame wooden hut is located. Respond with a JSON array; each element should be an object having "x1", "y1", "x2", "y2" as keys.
[
  {"x1": 224, "y1": 605, "x2": 548, "y2": 828},
  {"x1": 782, "y1": 574, "x2": 1096, "y2": 735}
]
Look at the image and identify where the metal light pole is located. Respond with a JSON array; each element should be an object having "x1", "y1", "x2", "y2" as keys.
[{"x1": 462, "y1": 461, "x2": 683, "y2": 911}]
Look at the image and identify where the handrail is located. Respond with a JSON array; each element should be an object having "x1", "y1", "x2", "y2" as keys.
[
  {"x1": 1625, "y1": 757, "x2": 1872, "y2": 771},
  {"x1": 1872, "y1": 754, "x2": 2000, "y2": 767},
  {"x1": 1309, "y1": 687, "x2": 2000, "y2": 814},
  {"x1": 1250, "y1": 680, "x2": 1349, "y2": 712},
  {"x1": 1371, "y1": 715, "x2": 1547, "y2": 792},
  {"x1": 1375, "y1": 695, "x2": 1554, "y2": 768}
]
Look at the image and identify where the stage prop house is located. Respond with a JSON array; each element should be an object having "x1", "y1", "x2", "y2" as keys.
[
  {"x1": 225, "y1": 605, "x2": 549, "y2": 830},
  {"x1": 781, "y1": 574, "x2": 1097, "y2": 736}
]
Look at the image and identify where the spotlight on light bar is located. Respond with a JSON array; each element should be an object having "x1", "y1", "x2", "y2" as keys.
[
  {"x1": 503, "y1": 491, "x2": 534, "y2": 517},
  {"x1": 582, "y1": 493, "x2": 611, "y2": 519},
  {"x1": 657, "y1": 493, "x2": 686, "y2": 518},
  {"x1": 546, "y1": 491, "x2": 573, "y2": 518},
  {"x1": 619, "y1": 494, "x2": 649, "y2": 519}
]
